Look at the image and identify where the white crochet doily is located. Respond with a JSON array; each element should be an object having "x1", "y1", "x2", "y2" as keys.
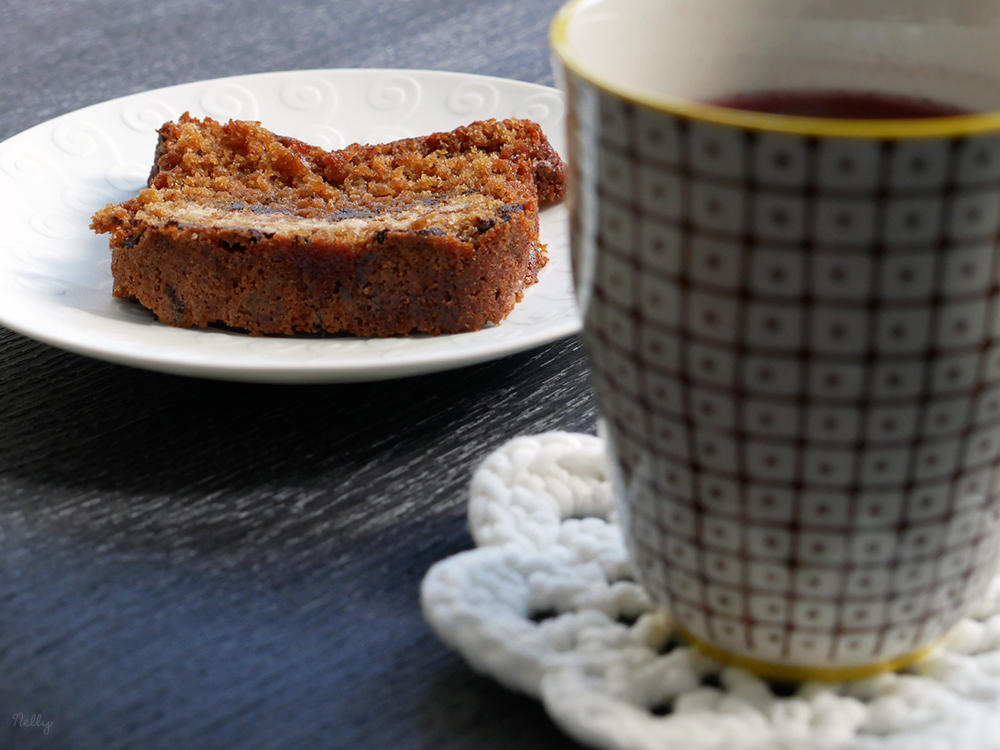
[{"x1": 421, "y1": 432, "x2": 1000, "y2": 750}]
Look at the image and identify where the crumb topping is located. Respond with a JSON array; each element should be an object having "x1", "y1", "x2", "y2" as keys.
[{"x1": 92, "y1": 115, "x2": 540, "y2": 245}]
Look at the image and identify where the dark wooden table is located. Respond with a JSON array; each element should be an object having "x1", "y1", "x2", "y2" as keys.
[{"x1": 0, "y1": 1, "x2": 596, "y2": 747}]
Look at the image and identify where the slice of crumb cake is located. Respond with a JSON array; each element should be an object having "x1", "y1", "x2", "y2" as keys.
[{"x1": 91, "y1": 115, "x2": 566, "y2": 336}]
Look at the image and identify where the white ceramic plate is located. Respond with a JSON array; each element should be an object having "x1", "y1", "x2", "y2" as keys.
[{"x1": 0, "y1": 69, "x2": 578, "y2": 383}]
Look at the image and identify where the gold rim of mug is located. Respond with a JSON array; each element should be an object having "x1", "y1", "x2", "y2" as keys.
[
  {"x1": 549, "y1": 0, "x2": 1000, "y2": 139},
  {"x1": 674, "y1": 626, "x2": 941, "y2": 682}
]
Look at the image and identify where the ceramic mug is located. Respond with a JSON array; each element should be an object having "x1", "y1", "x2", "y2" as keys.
[{"x1": 551, "y1": 0, "x2": 1000, "y2": 681}]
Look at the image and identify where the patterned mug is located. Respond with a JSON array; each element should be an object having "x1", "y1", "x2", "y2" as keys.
[{"x1": 551, "y1": 0, "x2": 1000, "y2": 680}]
